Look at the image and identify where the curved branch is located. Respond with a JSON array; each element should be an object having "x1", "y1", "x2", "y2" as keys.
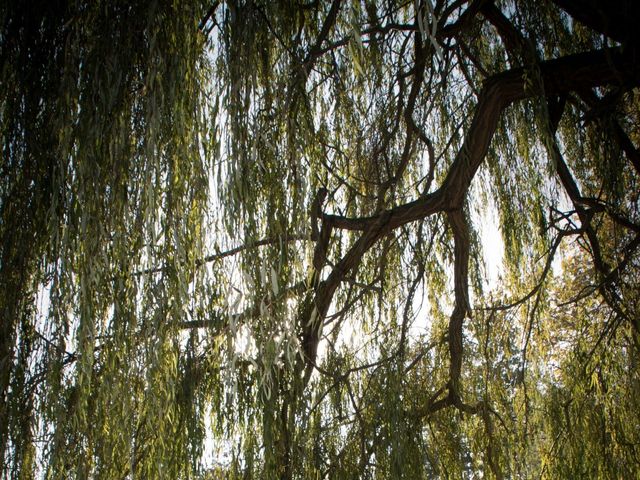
[
  {"x1": 446, "y1": 209, "x2": 470, "y2": 399},
  {"x1": 297, "y1": 46, "x2": 640, "y2": 390},
  {"x1": 137, "y1": 234, "x2": 310, "y2": 276}
]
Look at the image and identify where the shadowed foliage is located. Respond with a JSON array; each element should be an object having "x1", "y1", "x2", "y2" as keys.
[{"x1": 1, "y1": 1, "x2": 639, "y2": 478}]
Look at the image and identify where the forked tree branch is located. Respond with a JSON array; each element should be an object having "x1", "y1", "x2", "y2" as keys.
[{"x1": 298, "y1": 45, "x2": 640, "y2": 401}]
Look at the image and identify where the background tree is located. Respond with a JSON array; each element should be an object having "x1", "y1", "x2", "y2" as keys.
[{"x1": 1, "y1": 0, "x2": 639, "y2": 478}]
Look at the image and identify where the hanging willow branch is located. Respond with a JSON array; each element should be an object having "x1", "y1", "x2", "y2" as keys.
[{"x1": 2, "y1": 1, "x2": 640, "y2": 478}]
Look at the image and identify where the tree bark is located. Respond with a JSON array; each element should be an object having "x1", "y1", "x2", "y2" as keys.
[{"x1": 295, "y1": 45, "x2": 640, "y2": 426}]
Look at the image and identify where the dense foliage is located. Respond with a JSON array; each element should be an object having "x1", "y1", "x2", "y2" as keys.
[{"x1": 1, "y1": 1, "x2": 639, "y2": 478}]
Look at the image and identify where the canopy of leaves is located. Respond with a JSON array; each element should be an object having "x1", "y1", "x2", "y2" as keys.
[{"x1": 1, "y1": 1, "x2": 639, "y2": 478}]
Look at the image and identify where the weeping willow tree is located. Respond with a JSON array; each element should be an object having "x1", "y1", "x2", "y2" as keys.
[{"x1": 1, "y1": 0, "x2": 639, "y2": 478}]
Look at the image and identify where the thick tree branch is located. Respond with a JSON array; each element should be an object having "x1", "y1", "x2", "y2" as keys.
[
  {"x1": 550, "y1": 0, "x2": 640, "y2": 47},
  {"x1": 446, "y1": 209, "x2": 470, "y2": 401},
  {"x1": 483, "y1": 0, "x2": 639, "y2": 334},
  {"x1": 296, "y1": 45, "x2": 640, "y2": 397},
  {"x1": 324, "y1": 47, "x2": 640, "y2": 233},
  {"x1": 303, "y1": 0, "x2": 342, "y2": 72},
  {"x1": 577, "y1": 88, "x2": 640, "y2": 175}
]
